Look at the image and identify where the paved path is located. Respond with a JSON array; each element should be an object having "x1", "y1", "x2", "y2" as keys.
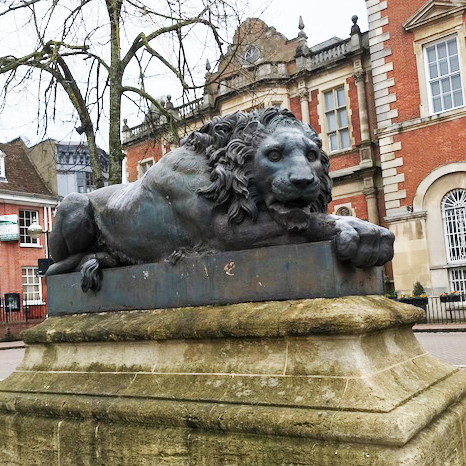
[
  {"x1": 0, "y1": 347, "x2": 25, "y2": 380},
  {"x1": 0, "y1": 332, "x2": 464, "y2": 381},
  {"x1": 415, "y1": 332, "x2": 466, "y2": 367}
]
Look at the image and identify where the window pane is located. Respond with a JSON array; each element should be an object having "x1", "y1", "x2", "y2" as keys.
[
  {"x1": 447, "y1": 39, "x2": 458, "y2": 56},
  {"x1": 336, "y1": 87, "x2": 346, "y2": 107},
  {"x1": 444, "y1": 93, "x2": 453, "y2": 110},
  {"x1": 22, "y1": 267, "x2": 41, "y2": 303},
  {"x1": 329, "y1": 133, "x2": 338, "y2": 151},
  {"x1": 19, "y1": 210, "x2": 39, "y2": 244},
  {"x1": 431, "y1": 81, "x2": 441, "y2": 96},
  {"x1": 442, "y1": 189, "x2": 466, "y2": 264},
  {"x1": 429, "y1": 63, "x2": 438, "y2": 79},
  {"x1": 452, "y1": 74, "x2": 462, "y2": 90},
  {"x1": 340, "y1": 129, "x2": 350, "y2": 149},
  {"x1": 426, "y1": 46, "x2": 436, "y2": 63},
  {"x1": 326, "y1": 112, "x2": 336, "y2": 131},
  {"x1": 453, "y1": 90, "x2": 464, "y2": 107},
  {"x1": 324, "y1": 91, "x2": 334, "y2": 111},
  {"x1": 337, "y1": 108, "x2": 348, "y2": 128},
  {"x1": 439, "y1": 59, "x2": 449, "y2": 76},
  {"x1": 450, "y1": 55, "x2": 459, "y2": 73},
  {"x1": 437, "y1": 42, "x2": 447, "y2": 59},
  {"x1": 441, "y1": 77, "x2": 451, "y2": 93},
  {"x1": 433, "y1": 96, "x2": 442, "y2": 112}
]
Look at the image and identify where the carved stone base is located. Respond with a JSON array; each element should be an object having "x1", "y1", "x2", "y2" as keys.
[{"x1": 0, "y1": 296, "x2": 465, "y2": 465}]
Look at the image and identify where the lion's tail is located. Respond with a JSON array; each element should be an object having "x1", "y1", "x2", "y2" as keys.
[{"x1": 80, "y1": 258, "x2": 103, "y2": 293}]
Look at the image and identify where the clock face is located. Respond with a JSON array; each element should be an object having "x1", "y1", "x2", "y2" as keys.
[{"x1": 241, "y1": 46, "x2": 260, "y2": 64}]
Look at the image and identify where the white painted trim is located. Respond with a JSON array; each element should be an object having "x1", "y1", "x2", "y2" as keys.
[
  {"x1": 371, "y1": 16, "x2": 389, "y2": 30},
  {"x1": 384, "y1": 184, "x2": 399, "y2": 194},
  {"x1": 0, "y1": 150, "x2": 5, "y2": 181},
  {"x1": 413, "y1": 162, "x2": 466, "y2": 211},
  {"x1": 372, "y1": 62, "x2": 394, "y2": 76},
  {"x1": 380, "y1": 141, "x2": 401, "y2": 154},
  {"x1": 386, "y1": 199, "x2": 401, "y2": 209},
  {"x1": 383, "y1": 173, "x2": 405, "y2": 186},
  {"x1": 369, "y1": 32, "x2": 390, "y2": 47},
  {"x1": 0, "y1": 192, "x2": 58, "y2": 207},
  {"x1": 367, "y1": 1, "x2": 387, "y2": 16},
  {"x1": 381, "y1": 157, "x2": 403, "y2": 170},
  {"x1": 366, "y1": 0, "x2": 381, "y2": 10},
  {"x1": 381, "y1": 152, "x2": 396, "y2": 162},
  {"x1": 385, "y1": 190, "x2": 407, "y2": 202},
  {"x1": 373, "y1": 78, "x2": 395, "y2": 92}
]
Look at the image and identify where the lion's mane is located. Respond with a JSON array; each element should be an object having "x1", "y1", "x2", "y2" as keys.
[{"x1": 181, "y1": 107, "x2": 332, "y2": 224}]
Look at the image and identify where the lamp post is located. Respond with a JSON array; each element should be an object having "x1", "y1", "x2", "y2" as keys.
[{"x1": 27, "y1": 223, "x2": 53, "y2": 275}]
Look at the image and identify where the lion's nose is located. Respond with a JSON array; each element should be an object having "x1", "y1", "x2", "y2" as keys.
[{"x1": 289, "y1": 174, "x2": 315, "y2": 189}]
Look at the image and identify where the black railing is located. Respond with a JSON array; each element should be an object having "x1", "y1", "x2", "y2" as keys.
[
  {"x1": 0, "y1": 300, "x2": 47, "y2": 323},
  {"x1": 395, "y1": 295, "x2": 466, "y2": 324}
]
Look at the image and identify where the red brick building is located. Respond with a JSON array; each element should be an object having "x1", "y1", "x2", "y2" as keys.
[
  {"x1": 366, "y1": 0, "x2": 466, "y2": 294},
  {"x1": 0, "y1": 139, "x2": 59, "y2": 338}
]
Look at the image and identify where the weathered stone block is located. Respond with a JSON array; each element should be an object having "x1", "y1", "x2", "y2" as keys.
[{"x1": 0, "y1": 294, "x2": 465, "y2": 465}]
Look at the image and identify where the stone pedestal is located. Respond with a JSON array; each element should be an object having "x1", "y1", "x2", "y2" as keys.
[{"x1": 0, "y1": 295, "x2": 465, "y2": 465}]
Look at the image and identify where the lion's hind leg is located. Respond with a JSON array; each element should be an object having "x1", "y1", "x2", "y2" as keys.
[{"x1": 47, "y1": 193, "x2": 97, "y2": 276}]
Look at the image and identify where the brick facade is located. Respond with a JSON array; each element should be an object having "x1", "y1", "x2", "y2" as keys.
[
  {"x1": 366, "y1": 0, "x2": 466, "y2": 294},
  {"x1": 125, "y1": 140, "x2": 166, "y2": 183},
  {"x1": 0, "y1": 140, "x2": 59, "y2": 332}
]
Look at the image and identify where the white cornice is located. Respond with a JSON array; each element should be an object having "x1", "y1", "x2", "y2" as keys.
[
  {"x1": 404, "y1": 0, "x2": 466, "y2": 31},
  {"x1": 0, "y1": 190, "x2": 60, "y2": 207}
]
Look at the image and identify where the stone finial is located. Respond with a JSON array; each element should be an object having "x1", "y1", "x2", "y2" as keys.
[
  {"x1": 165, "y1": 95, "x2": 174, "y2": 110},
  {"x1": 122, "y1": 118, "x2": 130, "y2": 132},
  {"x1": 205, "y1": 59, "x2": 211, "y2": 73},
  {"x1": 298, "y1": 16, "x2": 307, "y2": 39},
  {"x1": 351, "y1": 15, "x2": 361, "y2": 35}
]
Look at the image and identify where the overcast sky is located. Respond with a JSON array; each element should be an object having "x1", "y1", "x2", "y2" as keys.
[{"x1": 0, "y1": 0, "x2": 368, "y2": 150}]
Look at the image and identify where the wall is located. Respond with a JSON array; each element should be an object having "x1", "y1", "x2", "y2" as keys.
[
  {"x1": 28, "y1": 141, "x2": 58, "y2": 195},
  {"x1": 0, "y1": 203, "x2": 48, "y2": 302},
  {"x1": 125, "y1": 140, "x2": 164, "y2": 183}
]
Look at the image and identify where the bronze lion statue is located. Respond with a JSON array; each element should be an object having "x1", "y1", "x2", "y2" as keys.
[{"x1": 48, "y1": 107, "x2": 394, "y2": 291}]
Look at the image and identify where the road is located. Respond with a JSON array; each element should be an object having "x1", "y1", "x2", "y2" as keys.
[{"x1": 0, "y1": 333, "x2": 464, "y2": 381}]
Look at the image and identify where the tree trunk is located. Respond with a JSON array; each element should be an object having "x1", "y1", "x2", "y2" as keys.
[
  {"x1": 56, "y1": 55, "x2": 104, "y2": 188},
  {"x1": 107, "y1": 0, "x2": 124, "y2": 185},
  {"x1": 85, "y1": 128, "x2": 105, "y2": 188}
]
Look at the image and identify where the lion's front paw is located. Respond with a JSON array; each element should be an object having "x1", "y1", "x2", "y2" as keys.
[{"x1": 334, "y1": 216, "x2": 394, "y2": 268}]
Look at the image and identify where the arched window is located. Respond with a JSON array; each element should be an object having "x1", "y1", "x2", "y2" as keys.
[{"x1": 442, "y1": 189, "x2": 466, "y2": 292}]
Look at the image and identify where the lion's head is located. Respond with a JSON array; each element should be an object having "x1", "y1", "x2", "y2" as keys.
[{"x1": 181, "y1": 107, "x2": 332, "y2": 232}]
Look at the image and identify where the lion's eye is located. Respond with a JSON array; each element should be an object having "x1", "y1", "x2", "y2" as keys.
[
  {"x1": 267, "y1": 150, "x2": 282, "y2": 162},
  {"x1": 306, "y1": 149, "x2": 318, "y2": 161}
]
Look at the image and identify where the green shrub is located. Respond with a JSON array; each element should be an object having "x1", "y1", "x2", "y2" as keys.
[{"x1": 412, "y1": 281, "x2": 426, "y2": 297}]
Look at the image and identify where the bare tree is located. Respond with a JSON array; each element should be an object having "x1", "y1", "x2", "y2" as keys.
[{"x1": 0, "y1": 0, "x2": 248, "y2": 184}]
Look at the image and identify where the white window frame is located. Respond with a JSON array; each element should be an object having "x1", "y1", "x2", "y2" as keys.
[
  {"x1": 412, "y1": 14, "x2": 466, "y2": 119},
  {"x1": 0, "y1": 150, "x2": 6, "y2": 181},
  {"x1": 137, "y1": 157, "x2": 155, "y2": 179},
  {"x1": 333, "y1": 203, "x2": 355, "y2": 217},
  {"x1": 423, "y1": 35, "x2": 465, "y2": 115},
  {"x1": 442, "y1": 188, "x2": 466, "y2": 293},
  {"x1": 19, "y1": 209, "x2": 40, "y2": 247},
  {"x1": 323, "y1": 86, "x2": 351, "y2": 153},
  {"x1": 22, "y1": 267, "x2": 43, "y2": 304}
]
